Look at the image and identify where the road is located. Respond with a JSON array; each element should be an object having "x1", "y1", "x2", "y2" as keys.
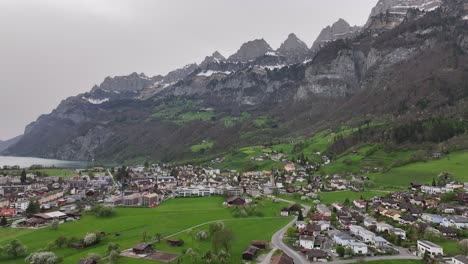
[
  {"x1": 261, "y1": 198, "x2": 311, "y2": 264},
  {"x1": 262, "y1": 197, "x2": 421, "y2": 264}
]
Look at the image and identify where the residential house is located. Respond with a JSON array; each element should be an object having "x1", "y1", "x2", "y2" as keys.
[
  {"x1": 306, "y1": 249, "x2": 328, "y2": 262},
  {"x1": 349, "y1": 225, "x2": 376, "y2": 243},
  {"x1": 452, "y1": 255, "x2": 468, "y2": 264},
  {"x1": 441, "y1": 216, "x2": 468, "y2": 229},
  {"x1": 363, "y1": 217, "x2": 377, "y2": 228},
  {"x1": 316, "y1": 204, "x2": 331, "y2": 217},
  {"x1": 376, "y1": 222, "x2": 393, "y2": 233},
  {"x1": 296, "y1": 221, "x2": 307, "y2": 230},
  {"x1": 421, "y1": 213, "x2": 444, "y2": 224},
  {"x1": 353, "y1": 199, "x2": 366, "y2": 209},
  {"x1": 392, "y1": 228, "x2": 406, "y2": 239},
  {"x1": 417, "y1": 240, "x2": 443, "y2": 257},
  {"x1": 280, "y1": 208, "x2": 289, "y2": 217},
  {"x1": 349, "y1": 241, "x2": 368, "y2": 255},
  {"x1": 372, "y1": 236, "x2": 388, "y2": 247},
  {"x1": 299, "y1": 235, "x2": 315, "y2": 249},
  {"x1": 271, "y1": 253, "x2": 294, "y2": 264},
  {"x1": 437, "y1": 226, "x2": 457, "y2": 238}
]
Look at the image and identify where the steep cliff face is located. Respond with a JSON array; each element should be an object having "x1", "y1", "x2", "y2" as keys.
[{"x1": 5, "y1": 0, "x2": 468, "y2": 161}]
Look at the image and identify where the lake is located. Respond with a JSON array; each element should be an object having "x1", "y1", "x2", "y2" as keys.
[{"x1": 0, "y1": 156, "x2": 88, "y2": 169}]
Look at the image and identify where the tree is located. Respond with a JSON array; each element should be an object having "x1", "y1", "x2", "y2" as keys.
[
  {"x1": 20, "y1": 169, "x2": 27, "y2": 183},
  {"x1": 107, "y1": 250, "x2": 120, "y2": 264},
  {"x1": 0, "y1": 216, "x2": 7, "y2": 226},
  {"x1": 141, "y1": 230, "x2": 148, "y2": 242},
  {"x1": 196, "y1": 231, "x2": 208, "y2": 240},
  {"x1": 216, "y1": 249, "x2": 229, "y2": 264},
  {"x1": 49, "y1": 219, "x2": 59, "y2": 230},
  {"x1": 286, "y1": 226, "x2": 298, "y2": 237},
  {"x1": 185, "y1": 248, "x2": 199, "y2": 264},
  {"x1": 457, "y1": 239, "x2": 468, "y2": 255},
  {"x1": 297, "y1": 210, "x2": 304, "y2": 221},
  {"x1": 54, "y1": 236, "x2": 67, "y2": 248},
  {"x1": 212, "y1": 229, "x2": 233, "y2": 253},
  {"x1": 86, "y1": 253, "x2": 101, "y2": 262},
  {"x1": 90, "y1": 204, "x2": 114, "y2": 217},
  {"x1": 83, "y1": 233, "x2": 98, "y2": 246},
  {"x1": 4, "y1": 239, "x2": 27, "y2": 258},
  {"x1": 106, "y1": 242, "x2": 121, "y2": 255},
  {"x1": 345, "y1": 247, "x2": 354, "y2": 256},
  {"x1": 432, "y1": 178, "x2": 436, "y2": 187},
  {"x1": 25, "y1": 251, "x2": 61, "y2": 264},
  {"x1": 25, "y1": 200, "x2": 40, "y2": 215},
  {"x1": 344, "y1": 198, "x2": 351, "y2": 206},
  {"x1": 441, "y1": 192, "x2": 457, "y2": 203},
  {"x1": 152, "y1": 233, "x2": 162, "y2": 243},
  {"x1": 201, "y1": 250, "x2": 214, "y2": 263},
  {"x1": 208, "y1": 221, "x2": 224, "y2": 236},
  {"x1": 336, "y1": 246, "x2": 345, "y2": 257}
]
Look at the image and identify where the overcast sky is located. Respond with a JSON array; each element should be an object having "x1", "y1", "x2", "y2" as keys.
[{"x1": 0, "y1": 0, "x2": 377, "y2": 140}]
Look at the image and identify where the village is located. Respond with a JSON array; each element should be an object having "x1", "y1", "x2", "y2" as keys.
[{"x1": 0, "y1": 161, "x2": 467, "y2": 264}]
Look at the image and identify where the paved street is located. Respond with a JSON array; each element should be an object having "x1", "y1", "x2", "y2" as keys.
[{"x1": 263, "y1": 198, "x2": 422, "y2": 264}]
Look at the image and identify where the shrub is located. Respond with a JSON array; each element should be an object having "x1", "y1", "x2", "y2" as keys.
[
  {"x1": 90, "y1": 204, "x2": 115, "y2": 217},
  {"x1": 25, "y1": 251, "x2": 61, "y2": 264},
  {"x1": 83, "y1": 233, "x2": 98, "y2": 246}
]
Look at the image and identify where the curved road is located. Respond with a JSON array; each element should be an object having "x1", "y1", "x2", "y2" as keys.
[
  {"x1": 265, "y1": 198, "x2": 311, "y2": 264},
  {"x1": 264, "y1": 198, "x2": 421, "y2": 264}
]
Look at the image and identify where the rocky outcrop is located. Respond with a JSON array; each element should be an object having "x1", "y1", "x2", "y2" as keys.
[
  {"x1": 365, "y1": 0, "x2": 442, "y2": 30},
  {"x1": 228, "y1": 39, "x2": 273, "y2": 62},
  {"x1": 311, "y1": 19, "x2": 361, "y2": 51},
  {"x1": 277, "y1": 33, "x2": 310, "y2": 63}
]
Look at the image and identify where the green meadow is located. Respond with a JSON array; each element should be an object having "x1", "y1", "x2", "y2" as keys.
[
  {"x1": 0, "y1": 197, "x2": 291, "y2": 264},
  {"x1": 368, "y1": 150, "x2": 468, "y2": 188}
]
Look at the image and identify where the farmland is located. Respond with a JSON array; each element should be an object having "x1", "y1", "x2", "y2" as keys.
[
  {"x1": 368, "y1": 150, "x2": 468, "y2": 189},
  {"x1": 0, "y1": 197, "x2": 291, "y2": 264}
]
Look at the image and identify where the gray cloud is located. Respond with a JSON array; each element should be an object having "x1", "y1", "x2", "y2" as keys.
[{"x1": 0, "y1": 0, "x2": 377, "y2": 140}]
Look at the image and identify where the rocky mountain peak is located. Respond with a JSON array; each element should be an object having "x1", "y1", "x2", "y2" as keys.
[
  {"x1": 227, "y1": 38, "x2": 273, "y2": 62},
  {"x1": 91, "y1": 72, "x2": 154, "y2": 93},
  {"x1": 365, "y1": 0, "x2": 443, "y2": 29},
  {"x1": 277, "y1": 33, "x2": 309, "y2": 55},
  {"x1": 311, "y1": 18, "x2": 361, "y2": 51},
  {"x1": 200, "y1": 51, "x2": 226, "y2": 68}
]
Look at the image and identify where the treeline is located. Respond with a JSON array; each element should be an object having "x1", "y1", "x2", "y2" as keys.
[
  {"x1": 392, "y1": 118, "x2": 467, "y2": 144},
  {"x1": 327, "y1": 118, "x2": 467, "y2": 156}
]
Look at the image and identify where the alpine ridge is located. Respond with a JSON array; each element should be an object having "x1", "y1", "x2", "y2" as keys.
[{"x1": 4, "y1": 0, "x2": 468, "y2": 162}]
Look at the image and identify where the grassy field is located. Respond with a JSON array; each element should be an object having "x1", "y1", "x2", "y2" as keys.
[
  {"x1": 190, "y1": 140, "x2": 214, "y2": 153},
  {"x1": 0, "y1": 197, "x2": 291, "y2": 264},
  {"x1": 320, "y1": 145, "x2": 415, "y2": 175},
  {"x1": 318, "y1": 190, "x2": 389, "y2": 205},
  {"x1": 368, "y1": 150, "x2": 468, "y2": 188},
  {"x1": 211, "y1": 146, "x2": 285, "y2": 172},
  {"x1": 2, "y1": 168, "x2": 78, "y2": 177},
  {"x1": 363, "y1": 260, "x2": 423, "y2": 264}
]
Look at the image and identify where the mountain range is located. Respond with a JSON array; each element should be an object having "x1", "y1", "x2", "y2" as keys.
[{"x1": 4, "y1": 0, "x2": 468, "y2": 162}]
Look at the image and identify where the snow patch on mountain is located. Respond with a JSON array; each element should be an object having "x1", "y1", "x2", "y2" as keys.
[{"x1": 82, "y1": 97, "x2": 109, "y2": 105}]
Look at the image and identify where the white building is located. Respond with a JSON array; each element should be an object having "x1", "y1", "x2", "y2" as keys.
[
  {"x1": 392, "y1": 228, "x2": 406, "y2": 239},
  {"x1": 296, "y1": 221, "x2": 307, "y2": 230},
  {"x1": 441, "y1": 216, "x2": 468, "y2": 229},
  {"x1": 376, "y1": 222, "x2": 393, "y2": 232},
  {"x1": 349, "y1": 241, "x2": 368, "y2": 255},
  {"x1": 417, "y1": 240, "x2": 443, "y2": 257},
  {"x1": 452, "y1": 255, "x2": 468, "y2": 264},
  {"x1": 299, "y1": 235, "x2": 315, "y2": 249}
]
